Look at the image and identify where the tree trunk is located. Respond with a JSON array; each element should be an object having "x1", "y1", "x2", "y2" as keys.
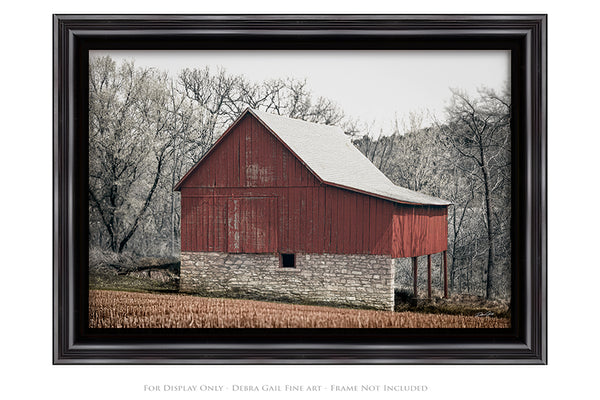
[
  {"x1": 117, "y1": 154, "x2": 165, "y2": 253},
  {"x1": 170, "y1": 142, "x2": 176, "y2": 256},
  {"x1": 480, "y1": 154, "x2": 496, "y2": 299}
]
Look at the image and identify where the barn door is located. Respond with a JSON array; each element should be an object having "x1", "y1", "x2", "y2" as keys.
[{"x1": 227, "y1": 197, "x2": 278, "y2": 253}]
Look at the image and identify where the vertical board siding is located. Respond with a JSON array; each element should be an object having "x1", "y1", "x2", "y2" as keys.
[
  {"x1": 179, "y1": 113, "x2": 447, "y2": 257},
  {"x1": 391, "y1": 204, "x2": 448, "y2": 258},
  {"x1": 184, "y1": 114, "x2": 319, "y2": 189},
  {"x1": 180, "y1": 185, "x2": 404, "y2": 256},
  {"x1": 224, "y1": 197, "x2": 277, "y2": 253},
  {"x1": 227, "y1": 198, "x2": 240, "y2": 253}
]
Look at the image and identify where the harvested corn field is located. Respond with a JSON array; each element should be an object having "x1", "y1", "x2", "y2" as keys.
[{"x1": 89, "y1": 290, "x2": 510, "y2": 329}]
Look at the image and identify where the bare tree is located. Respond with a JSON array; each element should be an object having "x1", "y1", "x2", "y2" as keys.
[
  {"x1": 89, "y1": 57, "x2": 173, "y2": 253},
  {"x1": 439, "y1": 87, "x2": 511, "y2": 299},
  {"x1": 179, "y1": 66, "x2": 242, "y2": 136}
]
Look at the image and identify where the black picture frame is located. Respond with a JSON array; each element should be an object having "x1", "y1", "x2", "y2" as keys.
[{"x1": 53, "y1": 14, "x2": 547, "y2": 364}]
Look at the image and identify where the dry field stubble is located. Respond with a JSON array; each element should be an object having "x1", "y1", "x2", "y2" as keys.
[{"x1": 89, "y1": 290, "x2": 510, "y2": 328}]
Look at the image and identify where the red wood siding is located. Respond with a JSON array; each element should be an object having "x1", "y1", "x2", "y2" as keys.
[
  {"x1": 179, "y1": 112, "x2": 448, "y2": 257},
  {"x1": 181, "y1": 196, "x2": 227, "y2": 252},
  {"x1": 227, "y1": 197, "x2": 277, "y2": 253},
  {"x1": 183, "y1": 114, "x2": 319, "y2": 188},
  {"x1": 391, "y1": 204, "x2": 448, "y2": 258},
  {"x1": 181, "y1": 186, "x2": 397, "y2": 255}
]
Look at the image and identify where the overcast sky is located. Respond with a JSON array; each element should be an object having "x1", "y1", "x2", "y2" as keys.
[{"x1": 90, "y1": 50, "x2": 510, "y2": 134}]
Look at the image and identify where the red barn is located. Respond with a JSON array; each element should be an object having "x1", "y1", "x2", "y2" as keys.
[{"x1": 175, "y1": 109, "x2": 450, "y2": 310}]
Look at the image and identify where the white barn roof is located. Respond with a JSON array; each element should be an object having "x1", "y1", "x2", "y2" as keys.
[{"x1": 249, "y1": 109, "x2": 450, "y2": 206}]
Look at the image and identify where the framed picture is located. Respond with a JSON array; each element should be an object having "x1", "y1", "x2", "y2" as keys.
[{"x1": 53, "y1": 14, "x2": 546, "y2": 364}]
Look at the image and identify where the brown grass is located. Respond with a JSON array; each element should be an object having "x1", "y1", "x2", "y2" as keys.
[{"x1": 89, "y1": 290, "x2": 510, "y2": 329}]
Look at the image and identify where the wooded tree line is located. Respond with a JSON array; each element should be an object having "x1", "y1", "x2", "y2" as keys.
[
  {"x1": 89, "y1": 55, "x2": 511, "y2": 299},
  {"x1": 353, "y1": 88, "x2": 511, "y2": 299}
]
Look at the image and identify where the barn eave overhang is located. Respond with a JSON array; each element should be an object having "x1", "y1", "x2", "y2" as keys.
[{"x1": 322, "y1": 181, "x2": 452, "y2": 207}]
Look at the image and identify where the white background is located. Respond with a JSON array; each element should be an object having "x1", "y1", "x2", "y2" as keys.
[{"x1": 2, "y1": 1, "x2": 597, "y2": 399}]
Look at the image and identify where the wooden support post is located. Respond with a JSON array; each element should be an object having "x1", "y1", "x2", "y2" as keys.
[
  {"x1": 439, "y1": 253, "x2": 443, "y2": 290},
  {"x1": 427, "y1": 254, "x2": 432, "y2": 299},
  {"x1": 412, "y1": 256, "x2": 418, "y2": 298},
  {"x1": 443, "y1": 250, "x2": 448, "y2": 299}
]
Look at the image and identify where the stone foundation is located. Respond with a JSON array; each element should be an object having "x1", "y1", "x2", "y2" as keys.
[{"x1": 180, "y1": 252, "x2": 395, "y2": 310}]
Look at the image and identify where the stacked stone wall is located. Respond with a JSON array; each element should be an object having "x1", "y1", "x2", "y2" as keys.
[{"x1": 180, "y1": 252, "x2": 394, "y2": 310}]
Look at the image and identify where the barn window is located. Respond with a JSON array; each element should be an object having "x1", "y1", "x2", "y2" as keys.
[{"x1": 280, "y1": 253, "x2": 296, "y2": 268}]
